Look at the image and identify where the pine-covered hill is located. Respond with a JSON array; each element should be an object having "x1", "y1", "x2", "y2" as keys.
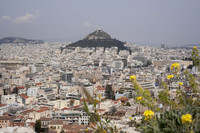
[
  {"x1": 67, "y1": 39, "x2": 126, "y2": 50},
  {"x1": 65, "y1": 29, "x2": 127, "y2": 50}
]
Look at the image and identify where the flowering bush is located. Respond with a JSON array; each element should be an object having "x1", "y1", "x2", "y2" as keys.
[
  {"x1": 82, "y1": 47, "x2": 200, "y2": 133},
  {"x1": 129, "y1": 47, "x2": 200, "y2": 133},
  {"x1": 178, "y1": 82, "x2": 183, "y2": 86},
  {"x1": 171, "y1": 63, "x2": 180, "y2": 73},
  {"x1": 136, "y1": 96, "x2": 142, "y2": 101},
  {"x1": 167, "y1": 74, "x2": 174, "y2": 79},
  {"x1": 143, "y1": 110, "x2": 154, "y2": 121},
  {"x1": 181, "y1": 114, "x2": 192, "y2": 124},
  {"x1": 129, "y1": 75, "x2": 136, "y2": 81}
]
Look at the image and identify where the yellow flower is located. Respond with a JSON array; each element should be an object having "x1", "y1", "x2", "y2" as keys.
[
  {"x1": 99, "y1": 94, "x2": 101, "y2": 99},
  {"x1": 85, "y1": 129, "x2": 88, "y2": 131},
  {"x1": 171, "y1": 63, "x2": 180, "y2": 71},
  {"x1": 181, "y1": 114, "x2": 192, "y2": 124},
  {"x1": 136, "y1": 96, "x2": 142, "y2": 101},
  {"x1": 130, "y1": 75, "x2": 136, "y2": 81},
  {"x1": 103, "y1": 130, "x2": 107, "y2": 133},
  {"x1": 191, "y1": 130, "x2": 195, "y2": 133},
  {"x1": 143, "y1": 110, "x2": 154, "y2": 120},
  {"x1": 179, "y1": 82, "x2": 183, "y2": 86},
  {"x1": 167, "y1": 74, "x2": 174, "y2": 79},
  {"x1": 129, "y1": 117, "x2": 132, "y2": 120},
  {"x1": 193, "y1": 46, "x2": 197, "y2": 49}
]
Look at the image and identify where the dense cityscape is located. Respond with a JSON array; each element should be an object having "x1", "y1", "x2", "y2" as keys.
[
  {"x1": 1, "y1": 0, "x2": 200, "y2": 133},
  {"x1": 0, "y1": 29, "x2": 198, "y2": 132}
]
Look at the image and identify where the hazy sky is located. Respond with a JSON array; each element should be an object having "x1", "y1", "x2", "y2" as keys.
[{"x1": 0, "y1": 0, "x2": 200, "y2": 46}]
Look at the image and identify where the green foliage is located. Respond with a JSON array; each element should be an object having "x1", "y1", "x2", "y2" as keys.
[
  {"x1": 132, "y1": 80, "x2": 160, "y2": 112},
  {"x1": 105, "y1": 85, "x2": 115, "y2": 100},
  {"x1": 35, "y1": 119, "x2": 42, "y2": 133},
  {"x1": 143, "y1": 105, "x2": 200, "y2": 133},
  {"x1": 192, "y1": 47, "x2": 200, "y2": 67},
  {"x1": 66, "y1": 39, "x2": 126, "y2": 50},
  {"x1": 82, "y1": 87, "x2": 119, "y2": 133}
]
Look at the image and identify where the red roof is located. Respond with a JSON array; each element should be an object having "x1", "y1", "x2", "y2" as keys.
[
  {"x1": 97, "y1": 88, "x2": 105, "y2": 90},
  {"x1": 10, "y1": 122, "x2": 26, "y2": 127},
  {"x1": 118, "y1": 97, "x2": 128, "y2": 102},
  {"x1": 40, "y1": 107, "x2": 51, "y2": 110},
  {"x1": 21, "y1": 109, "x2": 35, "y2": 114},
  {"x1": 72, "y1": 105, "x2": 81, "y2": 109},
  {"x1": 36, "y1": 109, "x2": 47, "y2": 113},
  {"x1": 19, "y1": 94, "x2": 29, "y2": 99},
  {"x1": 62, "y1": 107, "x2": 71, "y2": 111},
  {"x1": 97, "y1": 109, "x2": 105, "y2": 112},
  {"x1": 0, "y1": 104, "x2": 7, "y2": 107},
  {"x1": 27, "y1": 122, "x2": 35, "y2": 127},
  {"x1": 16, "y1": 115, "x2": 24, "y2": 119},
  {"x1": 36, "y1": 83, "x2": 42, "y2": 85}
]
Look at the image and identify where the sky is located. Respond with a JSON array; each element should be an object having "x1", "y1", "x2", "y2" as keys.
[{"x1": 0, "y1": 0, "x2": 200, "y2": 46}]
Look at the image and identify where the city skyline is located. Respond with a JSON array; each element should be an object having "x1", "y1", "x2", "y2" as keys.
[{"x1": 0, "y1": 0, "x2": 200, "y2": 46}]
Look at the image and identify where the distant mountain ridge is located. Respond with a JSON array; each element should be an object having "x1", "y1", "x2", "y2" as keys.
[
  {"x1": 65, "y1": 29, "x2": 127, "y2": 50},
  {"x1": 0, "y1": 37, "x2": 44, "y2": 44}
]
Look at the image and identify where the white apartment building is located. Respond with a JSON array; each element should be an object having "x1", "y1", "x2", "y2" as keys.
[
  {"x1": 0, "y1": 104, "x2": 9, "y2": 116},
  {"x1": 27, "y1": 87, "x2": 39, "y2": 97},
  {"x1": 1, "y1": 94, "x2": 16, "y2": 104}
]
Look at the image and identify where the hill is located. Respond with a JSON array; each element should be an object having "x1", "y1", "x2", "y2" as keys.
[
  {"x1": 65, "y1": 29, "x2": 127, "y2": 50},
  {"x1": 0, "y1": 37, "x2": 44, "y2": 44}
]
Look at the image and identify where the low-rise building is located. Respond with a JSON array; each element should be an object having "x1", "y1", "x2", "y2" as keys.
[
  {"x1": 0, "y1": 116, "x2": 14, "y2": 128},
  {"x1": 0, "y1": 104, "x2": 9, "y2": 116},
  {"x1": 48, "y1": 120, "x2": 63, "y2": 133}
]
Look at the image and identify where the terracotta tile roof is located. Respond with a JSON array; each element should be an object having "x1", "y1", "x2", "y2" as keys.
[
  {"x1": 40, "y1": 106, "x2": 51, "y2": 110},
  {"x1": 97, "y1": 109, "x2": 105, "y2": 112},
  {"x1": 62, "y1": 107, "x2": 71, "y2": 111},
  {"x1": 49, "y1": 120, "x2": 63, "y2": 125},
  {"x1": 0, "y1": 104, "x2": 7, "y2": 107},
  {"x1": 36, "y1": 109, "x2": 47, "y2": 113},
  {"x1": 35, "y1": 83, "x2": 42, "y2": 85},
  {"x1": 10, "y1": 122, "x2": 26, "y2": 127},
  {"x1": 27, "y1": 122, "x2": 35, "y2": 127},
  {"x1": 72, "y1": 105, "x2": 81, "y2": 109},
  {"x1": 40, "y1": 117, "x2": 52, "y2": 121},
  {"x1": 97, "y1": 88, "x2": 105, "y2": 90},
  {"x1": 19, "y1": 94, "x2": 29, "y2": 99},
  {"x1": 21, "y1": 109, "x2": 35, "y2": 114},
  {"x1": 118, "y1": 97, "x2": 128, "y2": 102},
  {"x1": 0, "y1": 116, "x2": 14, "y2": 120}
]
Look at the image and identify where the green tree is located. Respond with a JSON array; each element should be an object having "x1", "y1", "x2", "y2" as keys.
[
  {"x1": 69, "y1": 99, "x2": 75, "y2": 106},
  {"x1": 35, "y1": 119, "x2": 42, "y2": 133},
  {"x1": 105, "y1": 84, "x2": 115, "y2": 100},
  {"x1": 192, "y1": 47, "x2": 200, "y2": 67}
]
